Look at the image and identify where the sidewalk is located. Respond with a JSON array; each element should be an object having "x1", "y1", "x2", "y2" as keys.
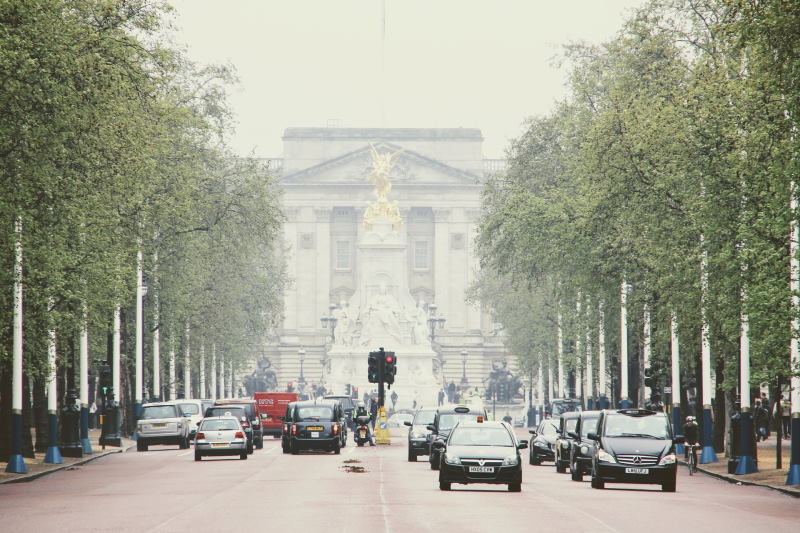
[
  {"x1": 691, "y1": 436, "x2": 800, "y2": 497},
  {"x1": 0, "y1": 428, "x2": 135, "y2": 484}
]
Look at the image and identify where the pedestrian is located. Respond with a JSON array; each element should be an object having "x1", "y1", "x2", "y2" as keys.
[
  {"x1": 687, "y1": 396, "x2": 697, "y2": 417},
  {"x1": 437, "y1": 389, "x2": 445, "y2": 406},
  {"x1": 391, "y1": 390, "x2": 398, "y2": 411},
  {"x1": 761, "y1": 392, "x2": 772, "y2": 428},
  {"x1": 503, "y1": 412, "x2": 513, "y2": 425},
  {"x1": 779, "y1": 394, "x2": 791, "y2": 437},
  {"x1": 753, "y1": 399, "x2": 769, "y2": 441},
  {"x1": 448, "y1": 381, "x2": 456, "y2": 403}
]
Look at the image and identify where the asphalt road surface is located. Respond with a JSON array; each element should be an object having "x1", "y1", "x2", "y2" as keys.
[{"x1": 1, "y1": 429, "x2": 797, "y2": 533}]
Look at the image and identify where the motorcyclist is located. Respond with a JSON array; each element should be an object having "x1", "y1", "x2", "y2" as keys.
[
  {"x1": 354, "y1": 403, "x2": 375, "y2": 446},
  {"x1": 682, "y1": 415, "x2": 700, "y2": 463}
]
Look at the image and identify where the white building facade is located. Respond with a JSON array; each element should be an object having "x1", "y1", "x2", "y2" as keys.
[{"x1": 265, "y1": 127, "x2": 510, "y2": 400}]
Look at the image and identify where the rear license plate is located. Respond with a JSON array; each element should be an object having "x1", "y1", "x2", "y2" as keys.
[
  {"x1": 311, "y1": 432, "x2": 320, "y2": 438},
  {"x1": 152, "y1": 423, "x2": 166, "y2": 428},
  {"x1": 468, "y1": 466, "x2": 494, "y2": 473},
  {"x1": 359, "y1": 430, "x2": 366, "y2": 437},
  {"x1": 625, "y1": 467, "x2": 649, "y2": 474},
  {"x1": 307, "y1": 426, "x2": 324, "y2": 431},
  {"x1": 212, "y1": 443, "x2": 228, "y2": 448},
  {"x1": 264, "y1": 417, "x2": 271, "y2": 422}
]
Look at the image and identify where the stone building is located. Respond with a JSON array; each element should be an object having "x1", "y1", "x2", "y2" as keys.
[{"x1": 262, "y1": 127, "x2": 511, "y2": 403}]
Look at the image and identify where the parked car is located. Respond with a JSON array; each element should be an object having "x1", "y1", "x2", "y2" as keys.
[
  {"x1": 555, "y1": 411, "x2": 580, "y2": 473},
  {"x1": 168, "y1": 399, "x2": 212, "y2": 440},
  {"x1": 194, "y1": 416, "x2": 248, "y2": 461},
  {"x1": 204, "y1": 405, "x2": 253, "y2": 454},
  {"x1": 528, "y1": 418, "x2": 558, "y2": 465},
  {"x1": 589, "y1": 408, "x2": 683, "y2": 492},
  {"x1": 288, "y1": 400, "x2": 346, "y2": 454},
  {"x1": 567, "y1": 410, "x2": 601, "y2": 481},
  {"x1": 435, "y1": 421, "x2": 527, "y2": 492},
  {"x1": 428, "y1": 405, "x2": 489, "y2": 470},
  {"x1": 404, "y1": 407, "x2": 437, "y2": 462},
  {"x1": 254, "y1": 392, "x2": 298, "y2": 439},
  {"x1": 136, "y1": 402, "x2": 190, "y2": 451},
  {"x1": 214, "y1": 399, "x2": 263, "y2": 449}
]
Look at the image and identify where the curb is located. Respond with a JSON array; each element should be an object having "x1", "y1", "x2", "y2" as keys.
[
  {"x1": 0, "y1": 446, "x2": 128, "y2": 485},
  {"x1": 688, "y1": 461, "x2": 800, "y2": 498}
]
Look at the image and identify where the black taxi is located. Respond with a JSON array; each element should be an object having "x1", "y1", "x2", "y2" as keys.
[
  {"x1": 427, "y1": 405, "x2": 489, "y2": 470},
  {"x1": 280, "y1": 401, "x2": 298, "y2": 454},
  {"x1": 589, "y1": 408, "x2": 683, "y2": 492},
  {"x1": 555, "y1": 411, "x2": 580, "y2": 473},
  {"x1": 287, "y1": 400, "x2": 346, "y2": 454},
  {"x1": 567, "y1": 410, "x2": 600, "y2": 481}
]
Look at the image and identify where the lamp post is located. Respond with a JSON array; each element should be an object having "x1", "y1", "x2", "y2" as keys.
[
  {"x1": 427, "y1": 304, "x2": 446, "y2": 343},
  {"x1": 320, "y1": 304, "x2": 338, "y2": 342},
  {"x1": 460, "y1": 350, "x2": 468, "y2": 385},
  {"x1": 298, "y1": 348, "x2": 306, "y2": 393}
]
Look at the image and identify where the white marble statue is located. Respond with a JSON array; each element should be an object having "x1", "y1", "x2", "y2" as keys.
[
  {"x1": 334, "y1": 301, "x2": 354, "y2": 346},
  {"x1": 359, "y1": 284, "x2": 403, "y2": 346},
  {"x1": 408, "y1": 302, "x2": 428, "y2": 345}
]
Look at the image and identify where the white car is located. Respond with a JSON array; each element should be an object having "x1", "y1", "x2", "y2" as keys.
[
  {"x1": 166, "y1": 399, "x2": 212, "y2": 439},
  {"x1": 194, "y1": 416, "x2": 248, "y2": 461},
  {"x1": 136, "y1": 402, "x2": 191, "y2": 451}
]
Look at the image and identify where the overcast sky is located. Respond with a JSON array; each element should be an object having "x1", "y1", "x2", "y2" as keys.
[{"x1": 166, "y1": 0, "x2": 647, "y2": 159}]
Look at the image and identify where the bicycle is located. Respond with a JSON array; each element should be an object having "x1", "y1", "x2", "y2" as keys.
[{"x1": 686, "y1": 443, "x2": 698, "y2": 475}]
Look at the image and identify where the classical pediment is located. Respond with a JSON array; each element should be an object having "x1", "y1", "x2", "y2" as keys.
[{"x1": 280, "y1": 142, "x2": 480, "y2": 186}]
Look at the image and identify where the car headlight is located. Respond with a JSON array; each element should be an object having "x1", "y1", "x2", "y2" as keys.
[
  {"x1": 659, "y1": 453, "x2": 676, "y2": 465},
  {"x1": 561, "y1": 441, "x2": 570, "y2": 449},
  {"x1": 596, "y1": 449, "x2": 616, "y2": 463},
  {"x1": 502, "y1": 456, "x2": 519, "y2": 466},
  {"x1": 580, "y1": 445, "x2": 589, "y2": 455},
  {"x1": 411, "y1": 431, "x2": 425, "y2": 439},
  {"x1": 444, "y1": 454, "x2": 461, "y2": 465}
]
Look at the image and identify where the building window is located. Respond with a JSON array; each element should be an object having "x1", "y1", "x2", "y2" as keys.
[
  {"x1": 336, "y1": 240, "x2": 351, "y2": 270},
  {"x1": 414, "y1": 240, "x2": 429, "y2": 270}
]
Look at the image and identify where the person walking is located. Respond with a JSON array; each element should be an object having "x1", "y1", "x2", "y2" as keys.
[
  {"x1": 753, "y1": 399, "x2": 769, "y2": 441},
  {"x1": 779, "y1": 394, "x2": 791, "y2": 438},
  {"x1": 437, "y1": 389, "x2": 445, "y2": 406},
  {"x1": 390, "y1": 390, "x2": 398, "y2": 412}
]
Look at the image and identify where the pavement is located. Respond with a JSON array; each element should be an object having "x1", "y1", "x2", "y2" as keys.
[
  {"x1": 0, "y1": 428, "x2": 798, "y2": 532},
  {"x1": 0, "y1": 429, "x2": 135, "y2": 484}
]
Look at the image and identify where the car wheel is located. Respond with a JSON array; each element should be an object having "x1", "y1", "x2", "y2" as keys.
[
  {"x1": 662, "y1": 479, "x2": 676, "y2": 492},
  {"x1": 439, "y1": 481, "x2": 451, "y2": 491},
  {"x1": 137, "y1": 441, "x2": 147, "y2": 452},
  {"x1": 508, "y1": 482, "x2": 522, "y2": 492},
  {"x1": 556, "y1": 460, "x2": 566, "y2": 473},
  {"x1": 408, "y1": 449, "x2": 417, "y2": 462},
  {"x1": 333, "y1": 441, "x2": 341, "y2": 454},
  {"x1": 240, "y1": 451, "x2": 248, "y2": 460},
  {"x1": 256, "y1": 437, "x2": 264, "y2": 450},
  {"x1": 430, "y1": 455, "x2": 440, "y2": 470},
  {"x1": 194, "y1": 451, "x2": 201, "y2": 461},
  {"x1": 529, "y1": 453, "x2": 541, "y2": 466},
  {"x1": 247, "y1": 441, "x2": 254, "y2": 454},
  {"x1": 590, "y1": 471, "x2": 604, "y2": 489},
  {"x1": 291, "y1": 441, "x2": 299, "y2": 455},
  {"x1": 570, "y1": 462, "x2": 583, "y2": 482},
  {"x1": 273, "y1": 434, "x2": 281, "y2": 439}
]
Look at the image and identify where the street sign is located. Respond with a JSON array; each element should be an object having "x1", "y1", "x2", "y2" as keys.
[{"x1": 664, "y1": 386, "x2": 672, "y2": 393}]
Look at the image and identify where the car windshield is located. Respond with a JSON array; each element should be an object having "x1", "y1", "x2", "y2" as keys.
[
  {"x1": 208, "y1": 407, "x2": 245, "y2": 418},
  {"x1": 297, "y1": 406, "x2": 333, "y2": 421},
  {"x1": 564, "y1": 418, "x2": 578, "y2": 433},
  {"x1": 552, "y1": 401, "x2": 580, "y2": 416},
  {"x1": 540, "y1": 422, "x2": 558, "y2": 437},
  {"x1": 218, "y1": 403, "x2": 254, "y2": 418},
  {"x1": 449, "y1": 427, "x2": 514, "y2": 447},
  {"x1": 201, "y1": 419, "x2": 240, "y2": 431},
  {"x1": 439, "y1": 413, "x2": 482, "y2": 430},
  {"x1": 413, "y1": 410, "x2": 436, "y2": 425},
  {"x1": 325, "y1": 397, "x2": 355, "y2": 410},
  {"x1": 604, "y1": 414, "x2": 670, "y2": 438},
  {"x1": 580, "y1": 417, "x2": 599, "y2": 438},
  {"x1": 177, "y1": 403, "x2": 200, "y2": 415},
  {"x1": 141, "y1": 405, "x2": 177, "y2": 419}
]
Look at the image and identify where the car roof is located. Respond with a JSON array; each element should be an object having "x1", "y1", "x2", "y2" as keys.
[
  {"x1": 215, "y1": 398, "x2": 255, "y2": 404},
  {"x1": 201, "y1": 416, "x2": 239, "y2": 422},
  {"x1": 579, "y1": 410, "x2": 601, "y2": 418},
  {"x1": 436, "y1": 404, "x2": 481, "y2": 414},
  {"x1": 295, "y1": 399, "x2": 338, "y2": 407},
  {"x1": 605, "y1": 408, "x2": 661, "y2": 417},
  {"x1": 561, "y1": 411, "x2": 581, "y2": 420},
  {"x1": 142, "y1": 402, "x2": 177, "y2": 408},
  {"x1": 452, "y1": 421, "x2": 508, "y2": 429}
]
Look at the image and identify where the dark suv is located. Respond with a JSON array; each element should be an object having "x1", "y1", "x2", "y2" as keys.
[
  {"x1": 204, "y1": 405, "x2": 253, "y2": 454},
  {"x1": 288, "y1": 400, "x2": 346, "y2": 454},
  {"x1": 528, "y1": 418, "x2": 558, "y2": 465},
  {"x1": 281, "y1": 401, "x2": 298, "y2": 454},
  {"x1": 589, "y1": 408, "x2": 683, "y2": 492},
  {"x1": 567, "y1": 410, "x2": 600, "y2": 481},
  {"x1": 323, "y1": 395, "x2": 356, "y2": 428},
  {"x1": 555, "y1": 411, "x2": 580, "y2": 473},
  {"x1": 427, "y1": 405, "x2": 489, "y2": 470},
  {"x1": 214, "y1": 399, "x2": 263, "y2": 449},
  {"x1": 404, "y1": 407, "x2": 437, "y2": 462}
]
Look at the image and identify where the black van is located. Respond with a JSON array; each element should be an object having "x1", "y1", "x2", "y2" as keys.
[
  {"x1": 288, "y1": 400, "x2": 346, "y2": 454},
  {"x1": 589, "y1": 409, "x2": 684, "y2": 492}
]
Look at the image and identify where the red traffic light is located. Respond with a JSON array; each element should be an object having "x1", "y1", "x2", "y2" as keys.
[{"x1": 385, "y1": 355, "x2": 394, "y2": 363}]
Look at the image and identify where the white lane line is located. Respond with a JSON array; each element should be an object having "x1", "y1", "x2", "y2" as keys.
[
  {"x1": 178, "y1": 451, "x2": 193, "y2": 457},
  {"x1": 378, "y1": 453, "x2": 392, "y2": 533}
]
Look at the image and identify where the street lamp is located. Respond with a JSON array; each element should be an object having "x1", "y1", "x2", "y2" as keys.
[
  {"x1": 298, "y1": 348, "x2": 306, "y2": 392},
  {"x1": 427, "y1": 303, "x2": 446, "y2": 343},
  {"x1": 460, "y1": 350, "x2": 468, "y2": 385},
  {"x1": 320, "y1": 303, "x2": 338, "y2": 342}
]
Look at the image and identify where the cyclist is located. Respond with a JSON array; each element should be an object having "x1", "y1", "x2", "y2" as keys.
[{"x1": 682, "y1": 416, "x2": 700, "y2": 469}]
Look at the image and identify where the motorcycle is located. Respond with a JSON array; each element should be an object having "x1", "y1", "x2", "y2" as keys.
[{"x1": 354, "y1": 415, "x2": 372, "y2": 447}]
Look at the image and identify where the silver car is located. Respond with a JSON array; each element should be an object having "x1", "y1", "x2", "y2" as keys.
[
  {"x1": 136, "y1": 403, "x2": 191, "y2": 451},
  {"x1": 194, "y1": 416, "x2": 248, "y2": 461}
]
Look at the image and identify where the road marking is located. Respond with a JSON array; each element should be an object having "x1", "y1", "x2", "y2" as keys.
[
  {"x1": 177, "y1": 451, "x2": 193, "y2": 457},
  {"x1": 378, "y1": 453, "x2": 392, "y2": 533}
]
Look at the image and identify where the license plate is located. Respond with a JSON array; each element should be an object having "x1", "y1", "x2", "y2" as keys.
[
  {"x1": 468, "y1": 466, "x2": 494, "y2": 473},
  {"x1": 152, "y1": 423, "x2": 166, "y2": 428},
  {"x1": 625, "y1": 467, "x2": 649, "y2": 474},
  {"x1": 212, "y1": 443, "x2": 228, "y2": 448},
  {"x1": 311, "y1": 432, "x2": 320, "y2": 438},
  {"x1": 264, "y1": 417, "x2": 271, "y2": 422},
  {"x1": 307, "y1": 426, "x2": 324, "y2": 431},
  {"x1": 359, "y1": 430, "x2": 366, "y2": 437}
]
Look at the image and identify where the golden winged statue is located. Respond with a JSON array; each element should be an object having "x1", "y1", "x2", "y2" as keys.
[{"x1": 363, "y1": 143, "x2": 403, "y2": 230}]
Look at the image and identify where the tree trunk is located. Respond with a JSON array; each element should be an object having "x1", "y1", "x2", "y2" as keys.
[
  {"x1": 34, "y1": 377, "x2": 49, "y2": 452},
  {"x1": 0, "y1": 359, "x2": 11, "y2": 461},
  {"x1": 713, "y1": 358, "x2": 726, "y2": 452},
  {"x1": 22, "y1": 374, "x2": 35, "y2": 458},
  {"x1": 774, "y1": 379, "x2": 782, "y2": 469}
]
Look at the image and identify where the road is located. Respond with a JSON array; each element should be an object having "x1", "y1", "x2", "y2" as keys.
[{"x1": 0, "y1": 428, "x2": 797, "y2": 533}]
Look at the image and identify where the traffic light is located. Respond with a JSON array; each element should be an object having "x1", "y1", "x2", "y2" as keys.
[
  {"x1": 368, "y1": 352, "x2": 380, "y2": 383},
  {"x1": 644, "y1": 367, "x2": 656, "y2": 388},
  {"x1": 345, "y1": 384, "x2": 351, "y2": 395},
  {"x1": 352, "y1": 386, "x2": 358, "y2": 399},
  {"x1": 383, "y1": 352, "x2": 397, "y2": 385}
]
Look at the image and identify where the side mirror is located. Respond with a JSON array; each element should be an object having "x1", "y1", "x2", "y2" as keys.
[
  {"x1": 404, "y1": 421, "x2": 412, "y2": 427},
  {"x1": 517, "y1": 440, "x2": 528, "y2": 450},
  {"x1": 426, "y1": 424, "x2": 436, "y2": 432},
  {"x1": 587, "y1": 432, "x2": 600, "y2": 441},
  {"x1": 432, "y1": 440, "x2": 446, "y2": 449},
  {"x1": 556, "y1": 429, "x2": 562, "y2": 434},
  {"x1": 568, "y1": 431, "x2": 580, "y2": 440},
  {"x1": 528, "y1": 430, "x2": 537, "y2": 436},
  {"x1": 673, "y1": 435, "x2": 686, "y2": 444}
]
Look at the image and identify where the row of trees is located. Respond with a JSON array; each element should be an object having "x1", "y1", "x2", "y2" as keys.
[
  {"x1": 473, "y1": 0, "x2": 799, "y2": 453},
  {"x1": 0, "y1": 1, "x2": 286, "y2": 459}
]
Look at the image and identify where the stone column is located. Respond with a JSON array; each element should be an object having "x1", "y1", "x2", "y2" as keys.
[
  {"x1": 283, "y1": 207, "x2": 300, "y2": 331},
  {"x1": 315, "y1": 207, "x2": 333, "y2": 326},
  {"x1": 433, "y1": 208, "x2": 451, "y2": 324}
]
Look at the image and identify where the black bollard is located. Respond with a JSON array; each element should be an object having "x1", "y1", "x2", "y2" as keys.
[
  {"x1": 59, "y1": 389, "x2": 83, "y2": 458},
  {"x1": 99, "y1": 388, "x2": 122, "y2": 448}
]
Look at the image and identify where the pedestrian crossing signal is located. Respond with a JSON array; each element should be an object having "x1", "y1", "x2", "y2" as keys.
[{"x1": 368, "y1": 352, "x2": 380, "y2": 383}]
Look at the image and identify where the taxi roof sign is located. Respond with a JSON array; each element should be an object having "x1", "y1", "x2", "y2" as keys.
[{"x1": 454, "y1": 406, "x2": 470, "y2": 413}]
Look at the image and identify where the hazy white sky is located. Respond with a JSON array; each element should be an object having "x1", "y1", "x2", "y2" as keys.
[{"x1": 166, "y1": 0, "x2": 647, "y2": 159}]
